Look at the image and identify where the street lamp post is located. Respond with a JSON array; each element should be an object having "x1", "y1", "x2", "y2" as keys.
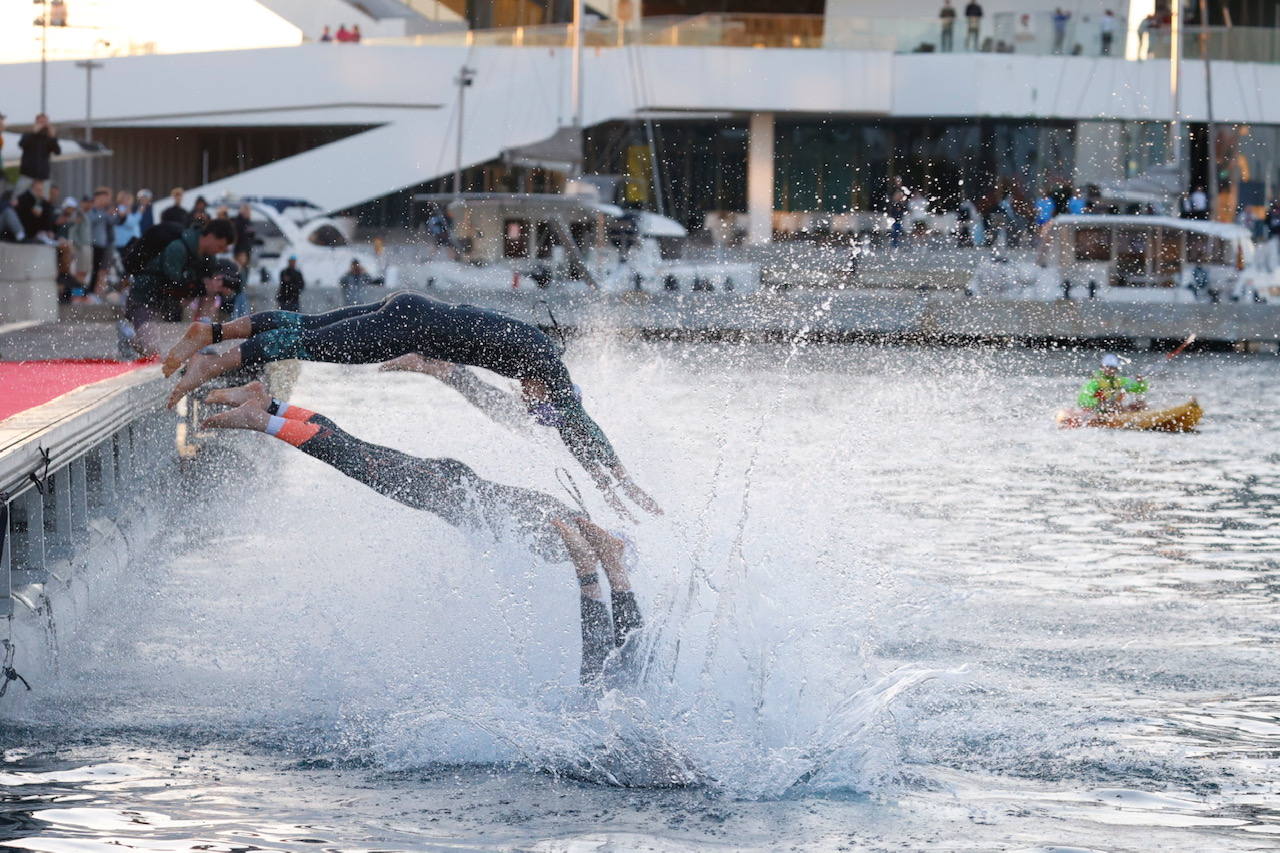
[
  {"x1": 36, "y1": 0, "x2": 49, "y2": 113},
  {"x1": 453, "y1": 65, "x2": 476, "y2": 198},
  {"x1": 75, "y1": 58, "x2": 103, "y2": 193}
]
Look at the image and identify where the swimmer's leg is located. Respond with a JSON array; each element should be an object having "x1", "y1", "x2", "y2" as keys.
[
  {"x1": 552, "y1": 518, "x2": 613, "y2": 684},
  {"x1": 203, "y1": 393, "x2": 471, "y2": 517},
  {"x1": 575, "y1": 519, "x2": 643, "y2": 648},
  {"x1": 163, "y1": 298, "x2": 393, "y2": 376}
]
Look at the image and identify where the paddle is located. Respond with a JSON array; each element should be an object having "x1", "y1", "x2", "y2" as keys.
[{"x1": 1138, "y1": 333, "x2": 1197, "y2": 379}]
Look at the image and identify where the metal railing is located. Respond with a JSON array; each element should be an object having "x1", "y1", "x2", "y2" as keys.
[{"x1": 8, "y1": 12, "x2": 1280, "y2": 64}]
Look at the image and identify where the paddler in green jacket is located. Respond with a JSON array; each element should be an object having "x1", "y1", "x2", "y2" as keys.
[{"x1": 1077, "y1": 353, "x2": 1148, "y2": 413}]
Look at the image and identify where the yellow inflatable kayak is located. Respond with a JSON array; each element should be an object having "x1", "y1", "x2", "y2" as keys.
[{"x1": 1056, "y1": 399, "x2": 1203, "y2": 432}]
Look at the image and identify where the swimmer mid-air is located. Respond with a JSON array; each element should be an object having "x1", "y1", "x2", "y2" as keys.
[
  {"x1": 162, "y1": 292, "x2": 660, "y2": 516},
  {"x1": 200, "y1": 381, "x2": 643, "y2": 684}
]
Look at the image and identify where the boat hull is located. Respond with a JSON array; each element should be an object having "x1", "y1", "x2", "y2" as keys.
[{"x1": 1056, "y1": 399, "x2": 1203, "y2": 432}]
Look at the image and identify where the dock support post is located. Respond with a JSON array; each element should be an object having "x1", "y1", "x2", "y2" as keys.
[
  {"x1": 12, "y1": 489, "x2": 47, "y2": 587},
  {"x1": 69, "y1": 458, "x2": 88, "y2": 550},
  {"x1": 45, "y1": 466, "x2": 73, "y2": 562},
  {"x1": 90, "y1": 439, "x2": 118, "y2": 515},
  {"x1": 1, "y1": 498, "x2": 11, "y2": 618}
]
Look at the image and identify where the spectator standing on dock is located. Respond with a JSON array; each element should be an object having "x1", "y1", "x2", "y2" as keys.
[
  {"x1": 339, "y1": 258, "x2": 375, "y2": 305},
  {"x1": 939, "y1": 1, "x2": 957, "y2": 51},
  {"x1": 964, "y1": 1, "x2": 983, "y2": 50},
  {"x1": 887, "y1": 181, "x2": 908, "y2": 250},
  {"x1": 68, "y1": 197, "x2": 93, "y2": 273},
  {"x1": 161, "y1": 187, "x2": 190, "y2": 226},
  {"x1": 17, "y1": 114, "x2": 60, "y2": 194},
  {"x1": 1099, "y1": 10, "x2": 1117, "y2": 55},
  {"x1": 277, "y1": 255, "x2": 305, "y2": 312},
  {"x1": 1052, "y1": 8, "x2": 1070, "y2": 53},
  {"x1": 88, "y1": 188, "x2": 116, "y2": 280},
  {"x1": 191, "y1": 196, "x2": 211, "y2": 228},
  {"x1": 336, "y1": 24, "x2": 354, "y2": 42},
  {"x1": 135, "y1": 189, "x2": 155, "y2": 231},
  {"x1": 115, "y1": 190, "x2": 143, "y2": 251},
  {"x1": 232, "y1": 203, "x2": 256, "y2": 262},
  {"x1": 351, "y1": 25, "x2": 363, "y2": 43},
  {"x1": 319, "y1": 25, "x2": 333, "y2": 42}
]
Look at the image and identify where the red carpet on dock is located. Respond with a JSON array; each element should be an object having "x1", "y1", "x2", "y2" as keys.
[{"x1": 0, "y1": 359, "x2": 152, "y2": 422}]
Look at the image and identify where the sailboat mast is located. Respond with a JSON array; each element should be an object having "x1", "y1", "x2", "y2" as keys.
[
  {"x1": 570, "y1": 0, "x2": 584, "y2": 177},
  {"x1": 571, "y1": 0, "x2": 584, "y2": 128},
  {"x1": 1169, "y1": 1, "x2": 1183, "y2": 184}
]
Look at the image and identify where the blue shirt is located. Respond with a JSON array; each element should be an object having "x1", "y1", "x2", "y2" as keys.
[{"x1": 1036, "y1": 197, "x2": 1056, "y2": 225}]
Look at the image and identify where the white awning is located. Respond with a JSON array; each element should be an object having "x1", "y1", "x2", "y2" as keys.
[{"x1": 1, "y1": 132, "x2": 112, "y2": 168}]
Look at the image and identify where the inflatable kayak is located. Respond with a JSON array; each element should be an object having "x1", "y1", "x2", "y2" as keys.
[{"x1": 1056, "y1": 398, "x2": 1203, "y2": 432}]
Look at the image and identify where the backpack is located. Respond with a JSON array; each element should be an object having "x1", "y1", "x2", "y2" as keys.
[{"x1": 122, "y1": 222, "x2": 188, "y2": 276}]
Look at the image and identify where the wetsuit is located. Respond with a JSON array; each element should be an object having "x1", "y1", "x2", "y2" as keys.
[
  {"x1": 264, "y1": 401, "x2": 641, "y2": 681},
  {"x1": 236, "y1": 293, "x2": 618, "y2": 472}
]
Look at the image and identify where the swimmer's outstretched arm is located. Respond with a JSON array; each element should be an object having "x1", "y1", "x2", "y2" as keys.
[{"x1": 379, "y1": 353, "x2": 529, "y2": 432}]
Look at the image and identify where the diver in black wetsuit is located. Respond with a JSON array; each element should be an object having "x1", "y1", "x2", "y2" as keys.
[
  {"x1": 162, "y1": 292, "x2": 661, "y2": 517},
  {"x1": 200, "y1": 381, "x2": 643, "y2": 684}
]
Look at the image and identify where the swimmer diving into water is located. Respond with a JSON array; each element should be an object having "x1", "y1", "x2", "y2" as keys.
[
  {"x1": 201, "y1": 381, "x2": 643, "y2": 684},
  {"x1": 163, "y1": 293, "x2": 661, "y2": 517}
]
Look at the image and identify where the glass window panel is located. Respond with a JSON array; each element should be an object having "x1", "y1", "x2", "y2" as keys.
[
  {"x1": 1154, "y1": 228, "x2": 1182, "y2": 276},
  {"x1": 1074, "y1": 226, "x2": 1112, "y2": 261}
]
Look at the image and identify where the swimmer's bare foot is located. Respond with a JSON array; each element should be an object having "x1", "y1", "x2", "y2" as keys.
[
  {"x1": 167, "y1": 351, "x2": 225, "y2": 409},
  {"x1": 379, "y1": 353, "x2": 452, "y2": 379},
  {"x1": 162, "y1": 321, "x2": 213, "y2": 377},
  {"x1": 206, "y1": 380, "x2": 270, "y2": 410},
  {"x1": 200, "y1": 400, "x2": 271, "y2": 432}
]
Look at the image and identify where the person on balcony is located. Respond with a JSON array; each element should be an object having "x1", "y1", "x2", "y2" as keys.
[
  {"x1": 939, "y1": 1, "x2": 957, "y2": 52},
  {"x1": 964, "y1": 1, "x2": 984, "y2": 50}
]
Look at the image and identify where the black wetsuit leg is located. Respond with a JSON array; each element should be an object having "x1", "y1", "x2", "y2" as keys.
[
  {"x1": 289, "y1": 413, "x2": 479, "y2": 528},
  {"x1": 610, "y1": 591, "x2": 643, "y2": 648},
  {"x1": 248, "y1": 298, "x2": 391, "y2": 338},
  {"x1": 580, "y1": 597, "x2": 612, "y2": 683}
]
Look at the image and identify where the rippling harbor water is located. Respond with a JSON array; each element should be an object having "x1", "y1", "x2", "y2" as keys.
[{"x1": 2, "y1": 341, "x2": 1279, "y2": 851}]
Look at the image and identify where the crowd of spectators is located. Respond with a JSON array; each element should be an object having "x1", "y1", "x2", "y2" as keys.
[{"x1": 317, "y1": 24, "x2": 362, "y2": 43}]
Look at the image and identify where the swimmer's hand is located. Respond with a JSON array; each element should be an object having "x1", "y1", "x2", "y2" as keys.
[
  {"x1": 619, "y1": 478, "x2": 663, "y2": 516},
  {"x1": 606, "y1": 463, "x2": 663, "y2": 516},
  {"x1": 378, "y1": 353, "x2": 453, "y2": 379},
  {"x1": 587, "y1": 464, "x2": 638, "y2": 523}
]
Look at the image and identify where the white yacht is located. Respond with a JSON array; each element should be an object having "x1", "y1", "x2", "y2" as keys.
[
  {"x1": 407, "y1": 192, "x2": 761, "y2": 295},
  {"x1": 968, "y1": 215, "x2": 1280, "y2": 304},
  {"x1": 234, "y1": 201, "x2": 386, "y2": 290}
]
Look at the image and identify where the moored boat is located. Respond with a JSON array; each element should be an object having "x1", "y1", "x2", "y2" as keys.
[{"x1": 1056, "y1": 398, "x2": 1203, "y2": 432}]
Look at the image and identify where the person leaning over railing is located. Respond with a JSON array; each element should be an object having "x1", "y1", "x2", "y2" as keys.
[{"x1": 121, "y1": 219, "x2": 237, "y2": 356}]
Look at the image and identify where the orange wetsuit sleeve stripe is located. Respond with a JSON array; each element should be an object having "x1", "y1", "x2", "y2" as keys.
[
  {"x1": 280, "y1": 403, "x2": 316, "y2": 421},
  {"x1": 274, "y1": 418, "x2": 322, "y2": 447}
]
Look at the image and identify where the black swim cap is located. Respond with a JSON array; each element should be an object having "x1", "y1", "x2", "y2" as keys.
[{"x1": 207, "y1": 257, "x2": 242, "y2": 290}]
